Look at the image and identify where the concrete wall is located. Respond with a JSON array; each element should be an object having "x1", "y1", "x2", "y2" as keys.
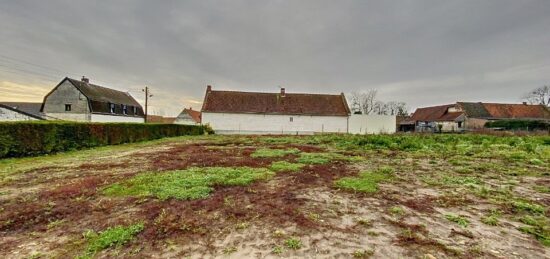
[
  {"x1": 348, "y1": 115, "x2": 396, "y2": 134},
  {"x1": 202, "y1": 112, "x2": 348, "y2": 134},
  {"x1": 465, "y1": 118, "x2": 487, "y2": 129},
  {"x1": 91, "y1": 114, "x2": 145, "y2": 123},
  {"x1": 435, "y1": 121, "x2": 461, "y2": 132},
  {"x1": 0, "y1": 107, "x2": 39, "y2": 121},
  {"x1": 43, "y1": 80, "x2": 90, "y2": 121}
]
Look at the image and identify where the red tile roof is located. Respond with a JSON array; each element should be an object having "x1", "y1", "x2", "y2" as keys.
[
  {"x1": 409, "y1": 104, "x2": 457, "y2": 122},
  {"x1": 481, "y1": 103, "x2": 550, "y2": 119},
  {"x1": 183, "y1": 108, "x2": 201, "y2": 123},
  {"x1": 201, "y1": 89, "x2": 350, "y2": 116}
]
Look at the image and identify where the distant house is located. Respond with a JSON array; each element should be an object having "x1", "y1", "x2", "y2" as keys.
[
  {"x1": 401, "y1": 102, "x2": 550, "y2": 132},
  {"x1": 41, "y1": 77, "x2": 145, "y2": 123},
  {"x1": 146, "y1": 115, "x2": 177, "y2": 124},
  {"x1": 174, "y1": 108, "x2": 201, "y2": 125},
  {"x1": 201, "y1": 86, "x2": 351, "y2": 134},
  {"x1": 0, "y1": 102, "x2": 45, "y2": 121}
]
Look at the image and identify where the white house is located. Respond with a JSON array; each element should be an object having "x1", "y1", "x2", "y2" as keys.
[
  {"x1": 174, "y1": 107, "x2": 201, "y2": 125},
  {"x1": 41, "y1": 77, "x2": 145, "y2": 123},
  {"x1": 201, "y1": 86, "x2": 351, "y2": 134},
  {"x1": 0, "y1": 102, "x2": 45, "y2": 121}
]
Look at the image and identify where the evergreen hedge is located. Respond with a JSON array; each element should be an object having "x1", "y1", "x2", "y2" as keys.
[
  {"x1": 0, "y1": 122, "x2": 207, "y2": 158},
  {"x1": 485, "y1": 120, "x2": 550, "y2": 131}
]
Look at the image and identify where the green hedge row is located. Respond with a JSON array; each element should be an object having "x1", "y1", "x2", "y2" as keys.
[
  {"x1": 485, "y1": 120, "x2": 550, "y2": 131},
  {"x1": 0, "y1": 122, "x2": 208, "y2": 158}
]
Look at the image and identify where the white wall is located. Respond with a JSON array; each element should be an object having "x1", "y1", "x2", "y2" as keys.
[
  {"x1": 0, "y1": 107, "x2": 40, "y2": 121},
  {"x1": 91, "y1": 114, "x2": 145, "y2": 123},
  {"x1": 348, "y1": 114, "x2": 396, "y2": 134},
  {"x1": 45, "y1": 113, "x2": 89, "y2": 121},
  {"x1": 202, "y1": 112, "x2": 348, "y2": 134}
]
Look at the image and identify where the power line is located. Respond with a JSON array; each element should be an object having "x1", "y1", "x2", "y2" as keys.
[{"x1": 0, "y1": 54, "x2": 67, "y2": 75}]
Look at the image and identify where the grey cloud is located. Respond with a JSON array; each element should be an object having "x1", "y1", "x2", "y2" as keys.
[{"x1": 1, "y1": 0, "x2": 549, "y2": 115}]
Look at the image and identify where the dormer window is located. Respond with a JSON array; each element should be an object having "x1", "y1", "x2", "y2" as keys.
[
  {"x1": 122, "y1": 105, "x2": 128, "y2": 115},
  {"x1": 109, "y1": 103, "x2": 116, "y2": 113}
]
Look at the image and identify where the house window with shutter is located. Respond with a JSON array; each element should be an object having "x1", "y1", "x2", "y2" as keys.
[
  {"x1": 133, "y1": 106, "x2": 138, "y2": 115},
  {"x1": 122, "y1": 105, "x2": 128, "y2": 115},
  {"x1": 109, "y1": 103, "x2": 116, "y2": 114}
]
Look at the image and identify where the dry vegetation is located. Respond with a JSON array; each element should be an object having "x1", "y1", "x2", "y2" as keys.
[{"x1": 0, "y1": 134, "x2": 549, "y2": 258}]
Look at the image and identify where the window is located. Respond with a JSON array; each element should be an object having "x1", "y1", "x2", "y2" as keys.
[
  {"x1": 289, "y1": 117, "x2": 293, "y2": 122},
  {"x1": 122, "y1": 105, "x2": 128, "y2": 115},
  {"x1": 109, "y1": 103, "x2": 116, "y2": 113},
  {"x1": 133, "y1": 106, "x2": 138, "y2": 114},
  {"x1": 65, "y1": 104, "x2": 71, "y2": 111},
  {"x1": 458, "y1": 121, "x2": 463, "y2": 128}
]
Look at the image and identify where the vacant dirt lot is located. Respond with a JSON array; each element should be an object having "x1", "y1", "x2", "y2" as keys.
[{"x1": 0, "y1": 134, "x2": 548, "y2": 258}]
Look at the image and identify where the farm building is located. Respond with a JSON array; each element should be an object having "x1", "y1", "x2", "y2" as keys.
[
  {"x1": 0, "y1": 102, "x2": 45, "y2": 121},
  {"x1": 201, "y1": 86, "x2": 351, "y2": 134},
  {"x1": 401, "y1": 102, "x2": 550, "y2": 132},
  {"x1": 174, "y1": 107, "x2": 201, "y2": 125},
  {"x1": 41, "y1": 77, "x2": 145, "y2": 123}
]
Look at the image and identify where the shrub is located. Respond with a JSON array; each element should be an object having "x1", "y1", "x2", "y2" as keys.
[
  {"x1": 103, "y1": 167, "x2": 274, "y2": 200},
  {"x1": 485, "y1": 120, "x2": 550, "y2": 131},
  {"x1": 0, "y1": 121, "x2": 206, "y2": 158}
]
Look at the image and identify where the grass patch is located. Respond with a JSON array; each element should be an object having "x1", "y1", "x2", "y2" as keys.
[
  {"x1": 269, "y1": 161, "x2": 305, "y2": 173},
  {"x1": 103, "y1": 167, "x2": 274, "y2": 200},
  {"x1": 296, "y1": 152, "x2": 363, "y2": 164},
  {"x1": 518, "y1": 215, "x2": 550, "y2": 247},
  {"x1": 250, "y1": 148, "x2": 300, "y2": 158},
  {"x1": 481, "y1": 210, "x2": 501, "y2": 226},
  {"x1": 445, "y1": 214, "x2": 469, "y2": 228},
  {"x1": 80, "y1": 223, "x2": 144, "y2": 258},
  {"x1": 284, "y1": 237, "x2": 302, "y2": 250},
  {"x1": 334, "y1": 167, "x2": 394, "y2": 193},
  {"x1": 512, "y1": 200, "x2": 546, "y2": 215}
]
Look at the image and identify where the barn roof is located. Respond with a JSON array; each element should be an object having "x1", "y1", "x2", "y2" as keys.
[
  {"x1": 201, "y1": 88, "x2": 350, "y2": 116},
  {"x1": 66, "y1": 78, "x2": 141, "y2": 107},
  {"x1": 409, "y1": 104, "x2": 457, "y2": 122},
  {"x1": 459, "y1": 102, "x2": 550, "y2": 119},
  {"x1": 0, "y1": 102, "x2": 45, "y2": 120}
]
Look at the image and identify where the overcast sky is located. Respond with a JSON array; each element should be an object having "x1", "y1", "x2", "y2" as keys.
[{"x1": 1, "y1": 0, "x2": 549, "y2": 116}]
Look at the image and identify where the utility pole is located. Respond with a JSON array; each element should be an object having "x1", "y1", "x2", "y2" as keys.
[{"x1": 142, "y1": 86, "x2": 153, "y2": 123}]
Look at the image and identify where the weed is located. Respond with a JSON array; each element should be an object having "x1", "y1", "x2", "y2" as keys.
[
  {"x1": 481, "y1": 210, "x2": 500, "y2": 226},
  {"x1": 352, "y1": 249, "x2": 374, "y2": 258},
  {"x1": 445, "y1": 214, "x2": 469, "y2": 228},
  {"x1": 235, "y1": 222, "x2": 249, "y2": 230},
  {"x1": 533, "y1": 185, "x2": 550, "y2": 193},
  {"x1": 251, "y1": 148, "x2": 300, "y2": 158},
  {"x1": 272, "y1": 245, "x2": 284, "y2": 255},
  {"x1": 81, "y1": 223, "x2": 144, "y2": 258},
  {"x1": 297, "y1": 153, "x2": 333, "y2": 164},
  {"x1": 284, "y1": 237, "x2": 302, "y2": 250},
  {"x1": 517, "y1": 215, "x2": 550, "y2": 247},
  {"x1": 356, "y1": 217, "x2": 372, "y2": 227},
  {"x1": 103, "y1": 167, "x2": 274, "y2": 200},
  {"x1": 272, "y1": 229, "x2": 286, "y2": 238},
  {"x1": 269, "y1": 161, "x2": 305, "y2": 173},
  {"x1": 222, "y1": 246, "x2": 238, "y2": 254},
  {"x1": 512, "y1": 201, "x2": 546, "y2": 215},
  {"x1": 334, "y1": 167, "x2": 394, "y2": 193},
  {"x1": 389, "y1": 206, "x2": 405, "y2": 216}
]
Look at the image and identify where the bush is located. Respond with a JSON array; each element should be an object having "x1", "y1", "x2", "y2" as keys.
[
  {"x1": 0, "y1": 121, "x2": 207, "y2": 158},
  {"x1": 485, "y1": 120, "x2": 550, "y2": 131}
]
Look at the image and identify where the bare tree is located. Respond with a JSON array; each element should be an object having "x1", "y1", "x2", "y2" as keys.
[
  {"x1": 395, "y1": 102, "x2": 409, "y2": 116},
  {"x1": 349, "y1": 89, "x2": 377, "y2": 114},
  {"x1": 524, "y1": 85, "x2": 550, "y2": 106}
]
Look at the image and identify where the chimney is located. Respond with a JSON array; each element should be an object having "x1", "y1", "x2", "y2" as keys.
[
  {"x1": 81, "y1": 76, "x2": 89, "y2": 83},
  {"x1": 522, "y1": 102, "x2": 527, "y2": 105},
  {"x1": 189, "y1": 107, "x2": 193, "y2": 110},
  {"x1": 207, "y1": 85, "x2": 212, "y2": 92},
  {"x1": 280, "y1": 87, "x2": 286, "y2": 97}
]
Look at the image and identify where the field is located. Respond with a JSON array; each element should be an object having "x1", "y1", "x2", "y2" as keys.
[{"x1": 0, "y1": 134, "x2": 549, "y2": 258}]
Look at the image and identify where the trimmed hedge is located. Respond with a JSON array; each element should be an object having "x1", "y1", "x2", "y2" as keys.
[
  {"x1": 0, "y1": 122, "x2": 207, "y2": 158},
  {"x1": 485, "y1": 120, "x2": 550, "y2": 131}
]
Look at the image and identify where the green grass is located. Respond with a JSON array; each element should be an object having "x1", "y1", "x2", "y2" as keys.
[
  {"x1": 481, "y1": 210, "x2": 501, "y2": 226},
  {"x1": 445, "y1": 214, "x2": 469, "y2": 228},
  {"x1": 269, "y1": 161, "x2": 305, "y2": 173},
  {"x1": 284, "y1": 237, "x2": 302, "y2": 250},
  {"x1": 512, "y1": 200, "x2": 546, "y2": 215},
  {"x1": 334, "y1": 167, "x2": 394, "y2": 193},
  {"x1": 81, "y1": 223, "x2": 144, "y2": 258},
  {"x1": 103, "y1": 167, "x2": 274, "y2": 200},
  {"x1": 518, "y1": 215, "x2": 550, "y2": 247},
  {"x1": 296, "y1": 152, "x2": 363, "y2": 165},
  {"x1": 250, "y1": 148, "x2": 300, "y2": 158}
]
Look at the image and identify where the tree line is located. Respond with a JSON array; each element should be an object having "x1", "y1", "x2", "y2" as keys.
[{"x1": 348, "y1": 89, "x2": 408, "y2": 116}]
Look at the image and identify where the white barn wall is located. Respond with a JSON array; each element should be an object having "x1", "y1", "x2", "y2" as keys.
[
  {"x1": 91, "y1": 114, "x2": 145, "y2": 123},
  {"x1": 202, "y1": 112, "x2": 348, "y2": 134},
  {"x1": 348, "y1": 115, "x2": 396, "y2": 134},
  {"x1": 0, "y1": 107, "x2": 39, "y2": 121}
]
